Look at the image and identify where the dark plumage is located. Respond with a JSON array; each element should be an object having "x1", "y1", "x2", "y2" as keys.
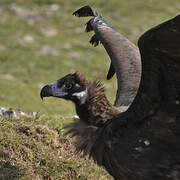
[{"x1": 40, "y1": 7, "x2": 180, "y2": 180}]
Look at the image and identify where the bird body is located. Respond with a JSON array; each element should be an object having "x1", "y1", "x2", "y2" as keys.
[{"x1": 40, "y1": 7, "x2": 180, "y2": 180}]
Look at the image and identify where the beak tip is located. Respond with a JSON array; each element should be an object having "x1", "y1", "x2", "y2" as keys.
[
  {"x1": 40, "y1": 90, "x2": 44, "y2": 100},
  {"x1": 40, "y1": 84, "x2": 53, "y2": 100}
]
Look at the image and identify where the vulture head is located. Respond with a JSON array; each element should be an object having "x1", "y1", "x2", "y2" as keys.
[
  {"x1": 40, "y1": 71, "x2": 88, "y2": 105},
  {"x1": 41, "y1": 71, "x2": 120, "y2": 127},
  {"x1": 40, "y1": 6, "x2": 180, "y2": 180}
]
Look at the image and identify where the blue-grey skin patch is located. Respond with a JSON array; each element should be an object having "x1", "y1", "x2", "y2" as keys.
[{"x1": 50, "y1": 81, "x2": 68, "y2": 97}]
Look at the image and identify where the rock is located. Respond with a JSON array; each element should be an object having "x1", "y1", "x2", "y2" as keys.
[
  {"x1": 47, "y1": 4, "x2": 59, "y2": 12},
  {"x1": 19, "y1": 35, "x2": 34, "y2": 46},
  {"x1": 0, "y1": 74, "x2": 15, "y2": 80},
  {"x1": 0, "y1": 44, "x2": 6, "y2": 51},
  {"x1": 38, "y1": 45, "x2": 60, "y2": 56},
  {"x1": 10, "y1": 4, "x2": 44, "y2": 25},
  {"x1": 40, "y1": 28, "x2": 58, "y2": 37},
  {"x1": 0, "y1": 107, "x2": 37, "y2": 118}
]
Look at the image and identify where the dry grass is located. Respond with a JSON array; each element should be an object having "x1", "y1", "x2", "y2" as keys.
[{"x1": 0, "y1": 115, "x2": 112, "y2": 179}]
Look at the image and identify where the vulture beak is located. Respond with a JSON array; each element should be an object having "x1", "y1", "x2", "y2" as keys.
[{"x1": 40, "y1": 82, "x2": 68, "y2": 100}]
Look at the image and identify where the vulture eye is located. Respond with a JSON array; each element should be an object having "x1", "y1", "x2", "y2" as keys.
[{"x1": 65, "y1": 83, "x2": 72, "y2": 89}]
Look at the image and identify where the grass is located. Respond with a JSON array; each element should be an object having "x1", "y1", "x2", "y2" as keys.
[
  {"x1": 0, "y1": 0, "x2": 179, "y2": 179},
  {"x1": 0, "y1": 115, "x2": 112, "y2": 179}
]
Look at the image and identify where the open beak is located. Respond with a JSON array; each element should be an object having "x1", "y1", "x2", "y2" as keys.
[{"x1": 40, "y1": 82, "x2": 68, "y2": 100}]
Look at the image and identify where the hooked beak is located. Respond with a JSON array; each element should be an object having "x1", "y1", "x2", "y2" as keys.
[{"x1": 40, "y1": 82, "x2": 68, "y2": 100}]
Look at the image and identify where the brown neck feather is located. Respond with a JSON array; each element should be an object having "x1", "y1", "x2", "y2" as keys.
[
  {"x1": 86, "y1": 81, "x2": 119, "y2": 126},
  {"x1": 74, "y1": 79, "x2": 119, "y2": 127},
  {"x1": 65, "y1": 79, "x2": 119, "y2": 156}
]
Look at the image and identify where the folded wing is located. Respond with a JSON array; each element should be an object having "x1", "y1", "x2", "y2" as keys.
[{"x1": 126, "y1": 15, "x2": 180, "y2": 123}]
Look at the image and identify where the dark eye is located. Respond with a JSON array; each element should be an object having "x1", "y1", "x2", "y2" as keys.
[{"x1": 65, "y1": 83, "x2": 72, "y2": 89}]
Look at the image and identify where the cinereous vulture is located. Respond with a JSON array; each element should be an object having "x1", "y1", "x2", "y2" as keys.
[{"x1": 40, "y1": 6, "x2": 180, "y2": 180}]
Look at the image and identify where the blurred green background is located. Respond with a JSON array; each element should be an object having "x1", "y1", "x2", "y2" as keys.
[{"x1": 0, "y1": 0, "x2": 179, "y2": 116}]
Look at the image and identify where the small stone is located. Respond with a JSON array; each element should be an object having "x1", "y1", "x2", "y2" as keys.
[
  {"x1": 0, "y1": 74, "x2": 15, "y2": 80},
  {"x1": 74, "y1": 115, "x2": 80, "y2": 119},
  {"x1": 40, "y1": 28, "x2": 58, "y2": 37},
  {"x1": 22, "y1": 35, "x2": 34, "y2": 43},
  {"x1": 19, "y1": 35, "x2": 34, "y2": 46},
  {"x1": 38, "y1": 45, "x2": 60, "y2": 56},
  {"x1": 144, "y1": 140, "x2": 150, "y2": 146},
  {"x1": 135, "y1": 147, "x2": 143, "y2": 152},
  {"x1": 0, "y1": 44, "x2": 6, "y2": 51},
  {"x1": 48, "y1": 4, "x2": 59, "y2": 11}
]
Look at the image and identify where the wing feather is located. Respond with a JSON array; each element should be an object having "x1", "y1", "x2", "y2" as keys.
[
  {"x1": 127, "y1": 15, "x2": 180, "y2": 122},
  {"x1": 73, "y1": 6, "x2": 141, "y2": 107}
]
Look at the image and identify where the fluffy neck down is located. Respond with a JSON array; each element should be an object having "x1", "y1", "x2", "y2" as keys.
[
  {"x1": 75, "y1": 80, "x2": 119, "y2": 126},
  {"x1": 65, "y1": 80, "x2": 119, "y2": 156}
]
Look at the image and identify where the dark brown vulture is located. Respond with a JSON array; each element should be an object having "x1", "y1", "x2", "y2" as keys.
[{"x1": 40, "y1": 6, "x2": 180, "y2": 180}]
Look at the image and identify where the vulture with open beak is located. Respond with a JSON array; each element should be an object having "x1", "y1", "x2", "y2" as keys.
[{"x1": 40, "y1": 6, "x2": 180, "y2": 180}]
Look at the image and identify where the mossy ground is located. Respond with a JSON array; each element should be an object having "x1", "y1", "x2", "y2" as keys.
[{"x1": 0, "y1": 115, "x2": 112, "y2": 179}]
